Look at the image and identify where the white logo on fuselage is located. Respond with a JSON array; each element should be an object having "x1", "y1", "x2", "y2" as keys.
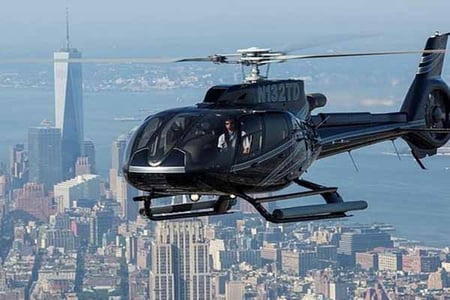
[{"x1": 257, "y1": 82, "x2": 302, "y2": 103}]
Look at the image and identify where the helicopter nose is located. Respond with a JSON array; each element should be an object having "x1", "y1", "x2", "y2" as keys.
[{"x1": 125, "y1": 148, "x2": 187, "y2": 175}]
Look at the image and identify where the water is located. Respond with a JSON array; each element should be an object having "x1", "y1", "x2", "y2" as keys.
[
  {"x1": 1, "y1": 87, "x2": 449, "y2": 247},
  {"x1": 307, "y1": 151, "x2": 450, "y2": 248}
]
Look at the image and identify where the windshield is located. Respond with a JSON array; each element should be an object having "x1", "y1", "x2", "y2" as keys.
[
  {"x1": 127, "y1": 111, "x2": 292, "y2": 170},
  {"x1": 147, "y1": 113, "x2": 198, "y2": 166}
]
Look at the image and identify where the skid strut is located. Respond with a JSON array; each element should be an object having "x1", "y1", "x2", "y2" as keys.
[{"x1": 238, "y1": 179, "x2": 367, "y2": 223}]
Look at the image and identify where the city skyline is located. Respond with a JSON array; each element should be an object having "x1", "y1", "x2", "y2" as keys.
[{"x1": 1, "y1": 3, "x2": 450, "y2": 300}]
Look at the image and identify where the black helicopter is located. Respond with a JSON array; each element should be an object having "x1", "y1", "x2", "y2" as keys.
[{"x1": 121, "y1": 32, "x2": 450, "y2": 223}]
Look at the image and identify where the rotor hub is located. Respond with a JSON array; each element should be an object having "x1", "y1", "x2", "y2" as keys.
[{"x1": 235, "y1": 47, "x2": 285, "y2": 82}]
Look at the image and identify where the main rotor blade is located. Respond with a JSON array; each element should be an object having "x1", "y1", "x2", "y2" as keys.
[
  {"x1": 275, "y1": 49, "x2": 447, "y2": 61},
  {"x1": 279, "y1": 33, "x2": 380, "y2": 54},
  {"x1": 1, "y1": 49, "x2": 445, "y2": 65},
  {"x1": 0, "y1": 55, "x2": 240, "y2": 65},
  {"x1": 176, "y1": 54, "x2": 241, "y2": 64},
  {"x1": 0, "y1": 57, "x2": 179, "y2": 64}
]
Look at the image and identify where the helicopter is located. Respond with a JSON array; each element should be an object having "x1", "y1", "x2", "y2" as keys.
[{"x1": 120, "y1": 32, "x2": 450, "y2": 223}]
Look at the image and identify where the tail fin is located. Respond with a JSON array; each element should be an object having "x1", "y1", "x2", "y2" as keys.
[{"x1": 401, "y1": 32, "x2": 450, "y2": 158}]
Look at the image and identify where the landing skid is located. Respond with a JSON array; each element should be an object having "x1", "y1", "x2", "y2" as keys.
[
  {"x1": 135, "y1": 194, "x2": 237, "y2": 221},
  {"x1": 134, "y1": 179, "x2": 367, "y2": 223},
  {"x1": 239, "y1": 179, "x2": 367, "y2": 223}
]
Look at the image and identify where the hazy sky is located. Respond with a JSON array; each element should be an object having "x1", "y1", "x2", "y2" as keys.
[{"x1": 2, "y1": 0, "x2": 450, "y2": 56}]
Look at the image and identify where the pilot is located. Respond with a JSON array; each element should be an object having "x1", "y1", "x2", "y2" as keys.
[{"x1": 218, "y1": 118, "x2": 251, "y2": 153}]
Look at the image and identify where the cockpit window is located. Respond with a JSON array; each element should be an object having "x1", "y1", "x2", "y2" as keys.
[
  {"x1": 148, "y1": 114, "x2": 198, "y2": 165},
  {"x1": 137, "y1": 117, "x2": 161, "y2": 149},
  {"x1": 126, "y1": 110, "x2": 295, "y2": 171}
]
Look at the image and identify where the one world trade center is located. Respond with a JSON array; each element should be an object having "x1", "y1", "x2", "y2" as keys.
[{"x1": 54, "y1": 9, "x2": 84, "y2": 179}]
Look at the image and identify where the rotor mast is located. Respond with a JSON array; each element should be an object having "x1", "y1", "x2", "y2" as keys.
[{"x1": 237, "y1": 47, "x2": 279, "y2": 83}]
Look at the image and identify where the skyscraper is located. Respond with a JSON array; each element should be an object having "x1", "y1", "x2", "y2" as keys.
[
  {"x1": 54, "y1": 9, "x2": 83, "y2": 179},
  {"x1": 151, "y1": 220, "x2": 212, "y2": 300},
  {"x1": 337, "y1": 228, "x2": 393, "y2": 267},
  {"x1": 28, "y1": 125, "x2": 62, "y2": 193},
  {"x1": 9, "y1": 144, "x2": 28, "y2": 189},
  {"x1": 89, "y1": 204, "x2": 115, "y2": 247},
  {"x1": 116, "y1": 176, "x2": 139, "y2": 221},
  {"x1": 82, "y1": 140, "x2": 96, "y2": 174},
  {"x1": 111, "y1": 134, "x2": 127, "y2": 176},
  {"x1": 109, "y1": 134, "x2": 127, "y2": 199},
  {"x1": 109, "y1": 134, "x2": 139, "y2": 221}
]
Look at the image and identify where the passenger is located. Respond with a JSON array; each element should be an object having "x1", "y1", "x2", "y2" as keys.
[{"x1": 217, "y1": 118, "x2": 251, "y2": 153}]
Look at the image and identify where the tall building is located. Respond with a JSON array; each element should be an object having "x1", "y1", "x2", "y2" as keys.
[
  {"x1": 116, "y1": 177, "x2": 139, "y2": 221},
  {"x1": 124, "y1": 233, "x2": 138, "y2": 264},
  {"x1": 338, "y1": 228, "x2": 393, "y2": 267},
  {"x1": 150, "y1": 220, "x2": 212, "y2": 300},
  {"x1": 329, "y1": 281, "x2": 348, "y2": 300},
  {"x1": 111, "y1": 134, "x2": 127, "y2": 176},
  {"x1": 54, "y1": 10, "x2": 83, "y2": 179},
  {"x1": 0, "y1": 176, "x2": 7, "y2": 200},
  {"x1": 28, "y1": 125, "x2": 62, "y2": 193},
  {"x1": 281, "y1": 250, "x2": 318, "y2": 276},
  {"x1": 356, "y1": 252, "x2": 379, "y2": 271},
  {"x1": 378, "y1": 251, "x2": 402, "y2": 271},
  {"x1": 403, "y1": 251, "x2": 441, "y2": 273},
  {"x1": 110, "y1": 134, "x2": 127, "y2": 199},
  {"x1": 89, "y1": 205, "x2": 115, "y2": 247},
  {"x1": 338, "y1": 229, "x2": 393, "y2": 256},
  {"x1": 110, "y1": 134, "x2": 139, "y2": 221},
  {"x1": 83, "y1": 140, "x2": 96, "y2": 174},
  {"x1": 9, "y1": 144, "x2": 28, "y2": 189}
]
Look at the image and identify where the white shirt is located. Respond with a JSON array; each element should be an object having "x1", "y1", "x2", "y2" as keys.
[{"x1": 218, "y1": 130, "x2": 251, "y2": 152}]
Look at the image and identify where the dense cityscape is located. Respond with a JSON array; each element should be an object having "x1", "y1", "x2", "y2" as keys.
[{"x1": 1, "y1": 19, "x2": 450, "y2": 300}]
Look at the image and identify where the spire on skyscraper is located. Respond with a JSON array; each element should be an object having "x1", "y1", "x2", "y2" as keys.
[{"x1": 65, "y1": 7, "x2": 70, "y2": 50}]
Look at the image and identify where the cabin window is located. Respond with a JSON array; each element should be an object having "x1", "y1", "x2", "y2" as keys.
[
  {"x1": 180, "y1": 114, "x2": 240, "y2": 169},
  {"x1": 236, "y1": 115, "x2": 263, "y2": 163},
  {"x1": 263, "y1": 113, "x2": 290, "y2": 151}
]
